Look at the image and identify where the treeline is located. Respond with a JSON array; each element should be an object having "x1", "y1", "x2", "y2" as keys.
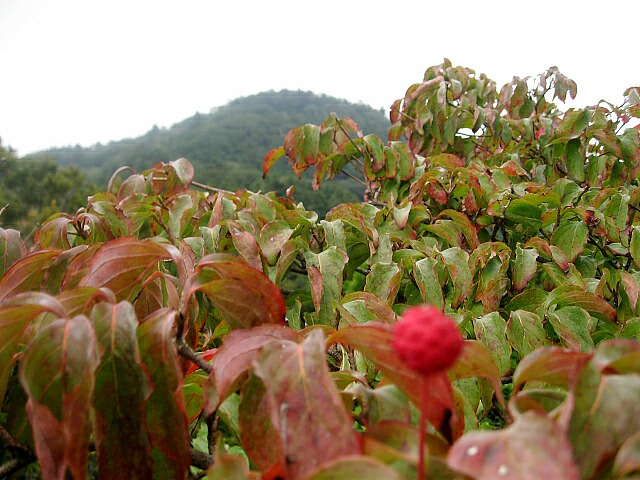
[
  {"x1": 33, "y1": 90, "x2": 391, "y2": 216},
  {"x1": 0, "y1": 142, "x2": 97, "y2": 235}
]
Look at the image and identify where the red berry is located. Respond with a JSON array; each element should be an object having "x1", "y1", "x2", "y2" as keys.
[{"x1": 392, "y1": 305, "x2": 464, "y2": 376}]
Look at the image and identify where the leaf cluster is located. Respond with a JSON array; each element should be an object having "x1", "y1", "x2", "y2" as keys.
[{"x1": 2, "y1": 61, "x2": 640, "y2": 479}]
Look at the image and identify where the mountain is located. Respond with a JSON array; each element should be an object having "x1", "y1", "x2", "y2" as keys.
[{"x1": 34, "y1": 90, "x2": 392, "y2": 215}]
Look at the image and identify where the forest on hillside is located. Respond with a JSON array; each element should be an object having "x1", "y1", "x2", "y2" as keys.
[
  {"x1": 1, "y1": 90, "x2": 391, "y2": 235},
  {"x1": 33, "y1": 90, "x2": 390, "y2": 214}
]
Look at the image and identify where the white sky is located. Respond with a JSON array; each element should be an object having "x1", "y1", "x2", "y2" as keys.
[{"x1": 1, "y1": 0, "x2": 639, "y2": 155}]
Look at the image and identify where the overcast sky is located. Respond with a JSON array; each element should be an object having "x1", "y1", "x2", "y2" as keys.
[{"x1": 1, "y1": 0, "x2": 639, "y2": 155}]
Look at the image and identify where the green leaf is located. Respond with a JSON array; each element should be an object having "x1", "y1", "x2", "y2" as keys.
[
  {"x1": 504, "y1": 199, "x2": 543, "y2": 230},
  {"x1": 447, "y1": 412, "x2": 580, "y2": 480},
  {"x1": 545, "y1": 286, "x2": 616, "y2": 323},
  {"x1": 551, "y1": 220, "x2": 588, "y2": 263},
  {"x1": 564, "y1": 139, "x2": 585, "y2": 182},
  {"x1": 91, "y1": 302, "x2": 153, "y2": 479},
  {"x1": 19, "y1": 316, "x2": 98, "y2": 480},
  {"x1": 473, "y1": 313, "x2": 511, "y2": 375},
  {"x1": 251, "y1": 330, "x2": 361, "y2": 480},
  {"x1": 506, "y1": 310, "x2": 550, "y2": 358},
  {"x1": 305, "y1": 247, "x2": 348, "y2": 326},
  {"x1": 547, "y1": 306, "x2": 595, "y2": 352},
  {"x1": 305, "y1": 456, "x2": 403, "y2": 480},
  {"x1": 631, "y1": 226, "x2": 640, "y2": 268},
  {"x1": 441, "y1": 247, "x2": 472, "y2": 309},
  {"x1": 364, "y1": 261, "x2": 402, "y2": 306},
  {"x1": 337, "y1": 291, "x2": 396, "y2": 326},
  {"x1": 413, "y1": 257, "x2": 444, "y2": 309}
]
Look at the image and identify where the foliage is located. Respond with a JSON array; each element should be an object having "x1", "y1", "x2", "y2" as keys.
[
  {"x1": 0, "y1": 143, "x2": 97, "y2": 237},
  {"x1": 31, "y1": 90, "x2": 390, "y2": 217},
  {"x1": 1, "y1": 60, "x2": 640, "y2": 480}
]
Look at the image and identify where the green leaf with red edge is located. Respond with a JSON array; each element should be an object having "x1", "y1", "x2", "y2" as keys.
[
  {"x1": 591, "y1": 339, "x2": 640, "y2": 375},
  {"x1": 448, "y1": 341, "x2": 504, "y2": 408},
  {"x1": 79, "y1": 237, "x2": 171, "y2": 302},
  {"x1": 547, "y1": 306, "x2": 595, "y2": 352},
  {"x1": 412, "y1": 257, "x2": 444, "y2": 309},
  {"x1": 262, "y1": 146, "x2": 286, "y2": 178},
  {"x1": 473, "y1": 313, "x2": 511, "y2": 375},
  {"x1": 19, "y1": 316, "x2": 98, "y2": 480},
  {"x1": 137, "y1": 308, "x2": 190, "y2": 480},
  {"x1": 42, "y1": 246, "x2": 90, "y2": 295},
  {"x1": 567, "y1": 360, "x2": 640, "y2": 479},
  {"x1": 545, "y1": 285, "x2": 616, "y2": 322},
  {"x1": 249, "y1": 330, "x2": 361, "y2": 480},
  {"x1": 513, "y1": 347, "x2": 592, "y2": 393},
  {"x1": 364, "y1": 262, "x2": 402, "y2": 306},
  {"x1": 0, "y1": 292, "x2": 67, "y2": 414},
  {"x1": 512, "y1": 245, "x2": 538, "y2": 292},
  {"x1": 258, "y1": 220, "x2": 293, "y2": 266},
  {"x1": 506, "y1": 310, "x2": 550, "y2": 358},
  {"x1": 0, "y1": 227, "x2": 26, "y2": 276},
  {"x1": 447, "y1": 412, "x2": 580, "y2": 480},
  {"x1": 551, "y1": 220, "x2": 588, "y2": 263},
  {"x1": 437, "y1": 210, "x2": 479, "y2": 250},
  {"x1": 204, "y1": 324, "x2": 301, "y2": 413},
  {"x1": 441, "y1": 247, "x2": 472, "y2": 309},
  {"x1": 0, "y1": 250, "x2": 60, "y2": 302},
  {"x1": 305, "y1": 247, "x2": 348, "y2": 325},
  {"x1": 166, "y1": 157, "x2": 195, "y2": 196},
  {"x1": 327, "y1": 323, "x2": 459, "y2": 438},
  {"x1": 206, "y1": 450, "x2": 260, "y2": 480},
  {"x1": 305, "y1": 456, "x2": 403, "y2": 480},
  {"x1": 91, "y1": 301, "x2": 153, "y2": 479},
  {"x1": 337, "y1": 291, "x2": 397, "y2": 327},
  {"x1": 181, "y1": 254, "x2": 286, "y2": 330},
  {"x1": 55, "y1": 286, "x2": 116, "y2": 317},
  {"x1": 32, "y1": 216, "x2": 72, "y2": 249},
  {"x1": 182, "y1": 370, "x2": 208, "y2": 426}
]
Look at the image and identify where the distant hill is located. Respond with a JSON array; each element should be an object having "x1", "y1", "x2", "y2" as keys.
[{"x1": 34, "y1": 90, "x2": 392, "y2": 216}]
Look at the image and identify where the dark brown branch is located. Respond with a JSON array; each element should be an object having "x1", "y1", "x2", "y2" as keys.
[
  {"x1": 176, "y1": 338, "x2": 213, "y2": 374},
  {"x1": 190, "y1": 448, "x2": 214, "y2": 471}
]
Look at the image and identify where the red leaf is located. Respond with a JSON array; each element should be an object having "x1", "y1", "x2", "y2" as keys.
[
  {"x1": 91, "y1": 302, "x2": 153, "y2": 478},
  {"x1": 263, "y1": 146, "x2": 286, "y2": 178},
  {"x1": 251, "y1": 330, "x2": 361, "y2": 480},
  {"x1": 137, "y1": 308, "x2": 191, "y2": 479},
  {"x1": 0, "y1": 250, "x2": 60, "y2": 302},
  {"x1": 328, "y1": 323, "x2": 458, "y2": 438},
  {"x1": 19, "y1": 316, "x2": 98, "y2": 480},
  {"x1": 79, "y1": 237, "x2": 171, "y2": 302},
  {"x1": 447, "y1": 412, "x2": 579, "y2": 479},
  {"x1": 181, "y1": 254, "x2": 286, "y2": 330},
  {"x1": 513, "y1": 347, "x2": 592, "y2": 393},
  {"x1": 204, "y1": 324, "x2": 301, "y2": 413}
]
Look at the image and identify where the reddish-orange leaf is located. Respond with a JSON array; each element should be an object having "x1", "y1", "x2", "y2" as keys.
[{"x1": 80, "y1": 237, "x2": 171, "y2": 302}]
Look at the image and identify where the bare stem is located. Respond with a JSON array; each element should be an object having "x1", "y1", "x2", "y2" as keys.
[{"x1": 176, "y1": 338, "x2": 213, "y2": 374}]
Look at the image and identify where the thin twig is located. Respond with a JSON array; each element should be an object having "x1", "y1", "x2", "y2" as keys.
[
  {"x1": 341, "y1": 169, "x2": 368, "y2": 187},
  {"x1": 191, "y1": 180, "x2": 235, "y2": 196}
]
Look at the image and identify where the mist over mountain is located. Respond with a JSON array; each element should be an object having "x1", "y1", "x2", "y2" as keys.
[{"x1": 33, "y1": 90, "x2": 391, "y2": 215}]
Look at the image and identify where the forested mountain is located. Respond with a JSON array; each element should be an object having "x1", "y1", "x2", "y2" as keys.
[
  {"x1": 34, "y1": 90, "x2": 391, "y2": 215},
  {"x1": 0, "y1": 142, "x2": 96, "y2": 234}
]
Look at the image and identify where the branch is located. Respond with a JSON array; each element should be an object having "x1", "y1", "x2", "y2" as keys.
[
  {"x1": 191, "y1": 180, "x2": 235, "y2": 196},
  {"x1": 190, "y1": 448, "x2": 214, "y2": 471},
  {"x1": 340, "y1": 169, "x2": 368, "y2": 187},
  {"x1": 176, "y1": 338, "x2": 213, "y2": 374}
]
